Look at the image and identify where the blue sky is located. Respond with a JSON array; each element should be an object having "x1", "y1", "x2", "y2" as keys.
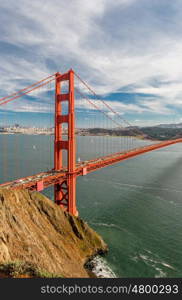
[{"x1": 1, "y1": 0, "x2": 182, "y2": 127}]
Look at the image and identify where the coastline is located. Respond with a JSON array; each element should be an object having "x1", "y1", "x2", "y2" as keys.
[{"x1": 85, "y1": 256, "x2": 117, "y2": 278}]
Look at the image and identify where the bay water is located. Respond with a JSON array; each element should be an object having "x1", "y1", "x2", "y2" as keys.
[{"x1": 1, "y1": 134, "x2": 182, "y2": 277}]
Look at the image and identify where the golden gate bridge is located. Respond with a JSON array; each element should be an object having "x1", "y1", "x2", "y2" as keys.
[{"x1": 0, "y1": 69, "x2": 181, "y2": 216}]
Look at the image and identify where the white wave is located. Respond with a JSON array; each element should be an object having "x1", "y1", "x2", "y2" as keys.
[
  {"x1": 154, "y1": 267, "x2": 167, "y2": 278},
  {"x1": 145, "y1": 249, "x2": 153, "y2": 254},
  {"x1": 131, "y1": 253, "x2": 167, "y2": 278},
  {"x1": 161, "y1": 262, "x2": 175, "y2": 270},
  {"x1": 89, "y1": 256, "x2": 117, "y2": 278},
  {"x1": 90, "y1": 222, "x2": 127, "y2": 232},
  {"x1": 139, "y1": 254, "x2": 148, "y2": 261},
  {"x1": 137, "y1": 252, "x2": 175, "y2": 276},
  {"x1": 131, "y1": 256, "x2": 138, "y2": 262}
]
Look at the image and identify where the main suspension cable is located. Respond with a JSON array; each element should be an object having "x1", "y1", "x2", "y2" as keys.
[{"x1": 0, "y1": 74, "x2": 56, "y2": 106}]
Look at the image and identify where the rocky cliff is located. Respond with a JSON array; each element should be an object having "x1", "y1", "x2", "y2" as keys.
[{"x1": 0, "y1": 189, "x2": 107, "y2": 277}]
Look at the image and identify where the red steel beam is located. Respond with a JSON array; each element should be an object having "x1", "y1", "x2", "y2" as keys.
[{"x1": 0, "y1": 171, "x2": 67, "y2": 190}]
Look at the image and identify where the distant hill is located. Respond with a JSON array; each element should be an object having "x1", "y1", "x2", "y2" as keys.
[
  {"x1": 140, "y1": 126, "x2": 182, "y2": 140},
  {"x1": 155, "y1": 123, "x2": 182, "y2": 129}
]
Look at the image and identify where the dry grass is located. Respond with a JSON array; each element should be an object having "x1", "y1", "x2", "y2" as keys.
[{"x1": 0, "y1": 189, "x2": 108, "y2": 278}]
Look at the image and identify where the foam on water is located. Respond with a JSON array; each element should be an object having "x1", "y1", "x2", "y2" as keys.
[
  {"x1": 90, "y1": 221, "x2": 126, "y2": 232},
  {"x1": 88, "y1": 256, "x2": 117, "y2": 278},
  {"x1": 132, "y1": 250, "x2": 175, "y2": 278}
]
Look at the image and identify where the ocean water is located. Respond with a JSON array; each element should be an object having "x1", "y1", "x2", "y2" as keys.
[{"x1": 1, "y1": 134, "x2": 182, "y2": 277}]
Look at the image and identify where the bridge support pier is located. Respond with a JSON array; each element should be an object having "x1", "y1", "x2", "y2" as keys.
[{"x1": 54, "y1": 70, "x2": 78, "y2": 216}]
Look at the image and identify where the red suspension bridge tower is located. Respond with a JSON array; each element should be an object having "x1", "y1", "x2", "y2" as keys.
[{"x1": 54, "y1": 69, "x2": 78, "y2": 216}]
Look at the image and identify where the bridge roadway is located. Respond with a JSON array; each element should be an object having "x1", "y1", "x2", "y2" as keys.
[{"x1": 0, "y1": 138, "x2": 182, "y2": 192}]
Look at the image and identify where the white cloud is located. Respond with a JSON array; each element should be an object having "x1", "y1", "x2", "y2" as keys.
[
  {"x1": 1, "y1": 98, "x2": 53, "y2": 113},
  {"x1": 1, "y1": 0, "x2": 182, "y2": 119}
]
